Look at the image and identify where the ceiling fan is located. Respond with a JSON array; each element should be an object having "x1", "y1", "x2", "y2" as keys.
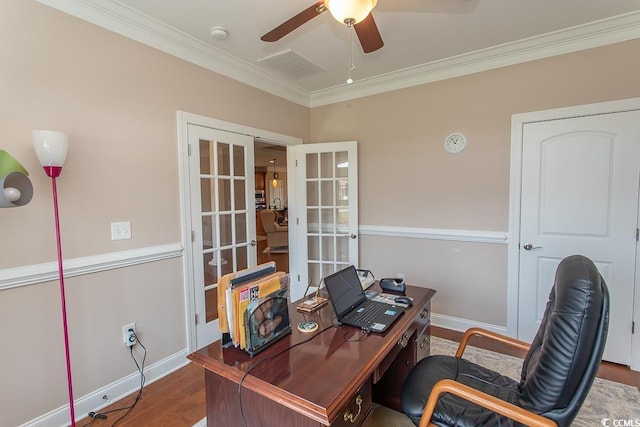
[{"x1": 261, "y1": 0, "x2": 384, "y2": 53}]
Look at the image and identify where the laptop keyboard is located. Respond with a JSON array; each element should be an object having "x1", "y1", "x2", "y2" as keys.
[{"x1": 347, "y1": 301, "x2": 388, "y2": 329}]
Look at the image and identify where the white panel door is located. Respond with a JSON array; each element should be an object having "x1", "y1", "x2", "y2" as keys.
[
  {"x1": 518, "y1": 110, "x2": 640, "y2": 365},
  {"x1": 293, "y1": 141, "x2": 359, "y2": 301},
  {"x1": 187, "y1": 125, "x2": 256, "y2": 348}
]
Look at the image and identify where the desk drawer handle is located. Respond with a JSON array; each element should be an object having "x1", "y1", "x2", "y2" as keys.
[
  {"x1": 420, "y1": 337, "x2": 429, "y2": 350},
  {"x1": 420, "y1": 309, "x2": 429, "y2": 319},
  {"x1": 398, "y1": 331, "x2": 411, "y2": 348},
  {"x1": 343, "y1": 395, "x2": 363, "y2": 423}
]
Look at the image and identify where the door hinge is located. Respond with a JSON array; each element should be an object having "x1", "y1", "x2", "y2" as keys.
[
  {"x1": 195, "y1": 313, "x2": 199, "y2": 325},
  {"x1": 636, "y1": 228, "x2": 639, "y2": 241},
  {"x1": 296, "y1": 159, "x2": 298, "y2": 167},
  {"x1": 297, "y1": 274, "x2": 301, "y2": 281},
  {"x1": 633, "y1": 321, "x2": 635, "y2": 334},
  {"x1": 191, "y1": 230, "x2": 195, "y2": 242},
  {"x1": 188, "y1": 144, "x2": 192, "y2": 156},
  {"x1": 296, "y1": 217, "x2": 299, "y2": 225}
]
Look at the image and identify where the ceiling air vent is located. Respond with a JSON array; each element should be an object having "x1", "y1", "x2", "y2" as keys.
[{"x1": 257, "y1": 49, "x2": 325, "y2": 79}]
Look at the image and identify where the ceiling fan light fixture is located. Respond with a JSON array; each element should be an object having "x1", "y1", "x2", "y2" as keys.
[{"x1": 325, "y1": 0, "x2": 377, "y2": 25}]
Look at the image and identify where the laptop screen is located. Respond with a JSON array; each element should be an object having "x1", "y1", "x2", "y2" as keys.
[{"x1": 324, "y1": 265, "x2": 366, "y2": 318}]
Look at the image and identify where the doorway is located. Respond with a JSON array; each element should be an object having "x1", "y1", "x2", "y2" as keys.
[
  {"x1": 254, "y1": 140, "x2": 289, "y2": 273},
  {"x1": 507, "y1": 98, "x2": 640, "y2": 369},
  {"x1": 178, "y1": 112, "x2": 301, "y2": 351}
]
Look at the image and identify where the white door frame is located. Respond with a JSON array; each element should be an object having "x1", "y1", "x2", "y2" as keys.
[
  {"x1": 177, "y1": 111, "x2": 302, "y2": 352},
  {"x1": 507, "y1": 97, "x2": 640, "y2": 370}
]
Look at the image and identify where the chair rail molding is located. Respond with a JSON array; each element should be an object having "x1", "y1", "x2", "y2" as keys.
[
  {"x1": 0, "y1": 243, "x2": 183, "y2": 291},
  {"x1": 359, "y1": 225, "x2": 508, "y2": 245}
]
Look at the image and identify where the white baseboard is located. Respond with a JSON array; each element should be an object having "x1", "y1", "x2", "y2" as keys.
[
  {"x1": 20, "y1": 348, "x2": 190, "y2": 427},
  {"x1": 431, "y1": 312, "x2": 508, "y2": 336}
]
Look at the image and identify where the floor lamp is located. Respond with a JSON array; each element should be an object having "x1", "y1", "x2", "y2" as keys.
[{"x1": 33, "y1": 130, "x2": 75, "y2": 427}]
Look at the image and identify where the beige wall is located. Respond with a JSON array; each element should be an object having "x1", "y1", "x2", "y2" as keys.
[
  {"x1": 0, "y1": 1, "x2": 308, "y2": 425},
  {"x1": 310, "y1": 39, "x2": 640, "y2": 327},
  {"x1": 2, "y1": 0, "x2": 640, "y2": 424}
]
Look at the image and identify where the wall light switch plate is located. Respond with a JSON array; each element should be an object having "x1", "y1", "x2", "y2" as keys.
[{"x1": 111, "y1": 221, "x2": 131, "y2": 240}]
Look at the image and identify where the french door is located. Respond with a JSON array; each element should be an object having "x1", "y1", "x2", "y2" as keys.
[
  {"x1": 187, "y1": 124, "x2": 256, "y2": 347},
  {"x1": 292, "y1": 141, "x2": 359, "y2": 301}
]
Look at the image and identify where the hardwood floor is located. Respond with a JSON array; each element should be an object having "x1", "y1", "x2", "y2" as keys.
[
  {"x1": 78, "y1": 328, "x2": 639, "y2": 426},
  {"x1": 256, "y1": 237, "x2": 289, "y2": 272}
]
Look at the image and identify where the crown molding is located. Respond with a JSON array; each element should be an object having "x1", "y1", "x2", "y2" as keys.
[
  {"x1": 37, "y1": 1, "x2": 640, "y2": 108},
  {"x1": 310, "y1": 10, "x2": 640, "y2": 107}
]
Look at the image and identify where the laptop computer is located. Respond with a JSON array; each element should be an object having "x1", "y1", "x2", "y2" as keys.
[{"x1": 323, "y1": 265, "x2": 405, "y2": 333}]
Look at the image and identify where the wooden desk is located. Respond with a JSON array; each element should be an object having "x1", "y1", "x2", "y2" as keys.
[{"x1": 188, "y1": 285, "x2": 436, "y2": 426}]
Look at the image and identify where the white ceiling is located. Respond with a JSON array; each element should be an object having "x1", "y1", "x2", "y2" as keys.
[{"x1": 40, "y1": 0, "x2": 640, "y2": 106}]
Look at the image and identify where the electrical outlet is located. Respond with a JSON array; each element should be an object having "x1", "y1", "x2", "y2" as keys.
[
  {"x1": 123, "y1": 322, "x2": 136, "y2": 347},
  {"x1": 111, "y1": 221, "x2": 131, "y2": 240}
]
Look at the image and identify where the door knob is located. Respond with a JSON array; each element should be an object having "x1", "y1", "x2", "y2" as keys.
[
  {"x1": 523, "y1": 243, "x2": 542, "y2": 250},
  {"x1": 350, "y1": 234, "x2": 357, "y2": 239},
  {"x1": 250, "y1": 240, "x2": 257, "y2": 246}
]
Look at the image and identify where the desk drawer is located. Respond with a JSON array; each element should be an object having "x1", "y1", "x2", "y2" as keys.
[
  {"x1": 333, "y1": 378, "x2": 372, "y2": 427},
  {"x1": 415, "y1": 323, "x2": 431, "y2": 361},
  {"x1": 411, "y1": 301, "x2": 430, "y2": 334}
]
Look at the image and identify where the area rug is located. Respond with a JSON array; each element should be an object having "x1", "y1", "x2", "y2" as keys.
[
  {"x1": 262, "y1": 245, "x2": 288, "y2": 254},
  {"x1": 194, "y1": 336, "x2": 640, "y2": 427}
]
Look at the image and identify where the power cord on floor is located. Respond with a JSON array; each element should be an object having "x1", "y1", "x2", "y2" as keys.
[{"x1": 82, "y1": 331, "x2": 147, "y2": 426}]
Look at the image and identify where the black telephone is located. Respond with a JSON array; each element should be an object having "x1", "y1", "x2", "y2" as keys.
[{"x1": 380, "y1": 277, "x2": 406, "y2": 293}]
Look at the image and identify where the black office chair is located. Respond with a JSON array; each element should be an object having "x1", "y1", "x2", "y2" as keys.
[{"x1": 401, "y1": 255, "x2": 609, "y2": 427}]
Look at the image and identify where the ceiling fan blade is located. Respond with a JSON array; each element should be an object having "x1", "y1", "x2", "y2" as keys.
[
  {"x1": 353, "y1": 13, "x2": 384, "y2": 53},
  {"x1": 261, "y1": 1, "x2": 327, "y2": 42}
]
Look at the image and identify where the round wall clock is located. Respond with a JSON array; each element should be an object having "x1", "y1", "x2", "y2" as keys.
[{"x1": 444, "y1": 133, "x2": 467, "y2": 154}]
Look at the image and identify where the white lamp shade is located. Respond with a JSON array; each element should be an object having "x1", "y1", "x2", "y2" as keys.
[
  {"x1": 325, "y1": 0, "x2": 377, "y2": 24},
  {"x1": 33, "y1": 130, "x2": 69, "y2": 167}
]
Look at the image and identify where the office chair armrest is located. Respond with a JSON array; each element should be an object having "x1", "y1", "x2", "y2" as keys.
[
  {"x1": 419, "y1": 379, "x2": 557, "y2": 427},
  {"x1": 455, "y1": 327, "x2": 530, "y2": 358}
]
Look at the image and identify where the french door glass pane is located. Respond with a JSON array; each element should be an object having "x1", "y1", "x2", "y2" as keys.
[
  {"x1": 321, "y1": 208, "x2": 334, "y2": 233},
  {"x1": 201, "y1": 178, "x2": 214, "y2": 212},
  {"x1": 306, "y1": 153, "x2": 318, "y2": 179},
  {"x1": 221, "y1": 248, "x2": 233, "y2": 276},
  {"x1": 233, "y1": 145, "x2": 245, "y2": 176},
  {"x1": 236, "y1": 246, "x2": 248, "y2": 271},
  {"x1": 321, "y1": 181, "x2": 333, "y2": 206},
  {"x1": 217, "y1": 143, "x2": 230, "y2": 175},
  {"x1": 220, "y1": 214, "x2": 232, "y2": 246},
  {"x1": 234, "y1": 180, "x2": 246, "y2": 210},
  {"x1": 307, "y1": 181, "x2": 318, "y2": 206},
  {"x1": 202, "y1": 215, "x2": 214, "y2": 249},
  {"x1": 200, "y1": 141, "x2": 212, "y2": 174},
  {"x1": 235, "y1": 213, "x2": 247, "y2": 243},
  {"x1": 320, "y1": 152, "x2": 333, "y2": 178},
  {"x1": 205, "y1": 289, "x2": 217, "y2": 322},
  {"x1": 308, "y1": 235, "x2": 319, "y2": 260},
  {"x1": 336, "y1": 236, "x2": 349, "y2": 262},
  {"x1": 219, "y1": 179, "x2": 231, "y2": 211},
  {"x1": 335, "y1": 151, "x2": 348, "y2": 177},
  {"x1": 307, "y1": 208, "x2": 319, "y2": 233},
  {"x1": 322, "y1": 236, "x2": 334, "y2": 260}
]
